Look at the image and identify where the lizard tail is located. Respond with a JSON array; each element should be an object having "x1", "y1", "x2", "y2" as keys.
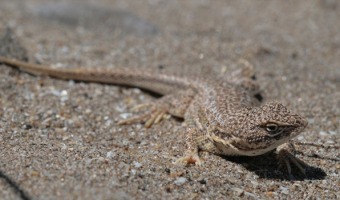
[{"x1": 0, "y1": 56, "x2": 190, "y2": 94}]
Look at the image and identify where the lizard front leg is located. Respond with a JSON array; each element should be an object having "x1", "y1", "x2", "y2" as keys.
[
  {"x1": 175, "y1": 99, "x2": 216, "y2": 166},
  {"x1": 174, "y1": 126, "x2": 220, "y2": 166},
  {"x1": 175, "y1": 127, "x2": 204, "y2": 165},
  {"x1": 277, "y1": 141, "x2": 309, "y2": 175}
]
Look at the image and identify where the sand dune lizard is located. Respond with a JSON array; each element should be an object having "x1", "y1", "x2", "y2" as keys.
[{"x1": 0, "y1": 56, "x2": 309, "y2": 175}]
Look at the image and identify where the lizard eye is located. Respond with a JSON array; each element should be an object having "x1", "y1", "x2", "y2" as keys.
[{"x1": 265, "y1": 123, "x2": 279, "y2": 133}]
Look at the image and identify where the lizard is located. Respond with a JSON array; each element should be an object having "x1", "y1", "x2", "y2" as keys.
[{"x1": 0, "y1": 55, "x2": 309, "y2": 176}]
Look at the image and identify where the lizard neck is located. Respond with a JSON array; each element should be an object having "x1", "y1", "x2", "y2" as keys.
[{"x1": 199, "y1": 80, "x2": 256, "y2": 128}]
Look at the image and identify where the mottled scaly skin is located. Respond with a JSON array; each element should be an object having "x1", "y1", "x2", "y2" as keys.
[{"x1": 0, "y1": 56, "x2": 309, "y2": 175}]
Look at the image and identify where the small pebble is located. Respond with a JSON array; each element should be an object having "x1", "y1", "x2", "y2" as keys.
[
  {"x1": 328, "y1": 131, "x2": 336, "y2": 135},
  {"x1": 106, "y1": 151, "x2": 116, "y2": 159},
  {"x1": 133, "y1": 161, "x2": 142, "y2": 168},
  {"x1": 280, "y1": 186, "x2": 289, "y2": 195},
  {"x1": 319, "y1": 131, "x2": 327, "y2": 136},
  {"x1": 174, "y1": 177, "x2": 187, "y2": 186}
]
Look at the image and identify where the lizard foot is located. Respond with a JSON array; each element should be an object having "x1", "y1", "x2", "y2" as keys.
[
  {"x1": 174, "y1": 127, "x2": 205, "y2": 166},
  {"x1": 117, "y1": 105, "x2": 169, "y2": 128},
  {"x1": 277, "y1": 143, "x2": 309, "y2": 176},
  {"x1": 175, "y1": 154, "x2": 202, "y2": 166},
  {"x1": 131, "y1": 103, "x2": 153, "y2": 112}
]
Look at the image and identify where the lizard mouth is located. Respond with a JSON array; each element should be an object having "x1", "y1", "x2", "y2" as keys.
[
  {"x1": 229, "y1": 142, "x2": 279, "y2": 156},
  {"x1": 226, "y1": 125, "x2": 306, "y2": 156},
  {"x1": 210, "y1": 135, "x2": 272, "y2": 156}
]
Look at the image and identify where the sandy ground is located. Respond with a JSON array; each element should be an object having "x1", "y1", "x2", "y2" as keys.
[{"x1": 0, "y1": 0, "x2": 339, "y2": 199}]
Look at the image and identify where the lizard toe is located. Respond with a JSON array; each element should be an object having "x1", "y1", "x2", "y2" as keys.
[
  {"x1": 277, "y1": 149, "x2": 309, "y2": 176},
  {"x1": 175, "y1": 154, "x2": 202, "y2": 166},
  {"x1": 117, "y1": 107, "x2": 169, "y2": 128}
]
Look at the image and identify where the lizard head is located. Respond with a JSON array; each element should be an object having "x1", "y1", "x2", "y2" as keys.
[{"x1": 219, "y1": 102, "x2": 308, "y2": 156}]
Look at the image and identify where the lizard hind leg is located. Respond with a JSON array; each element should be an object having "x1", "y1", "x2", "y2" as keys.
[
  {"x1": 117, "y1": 89, "x2": 196, "y2": 128},
  {"x1": 226, "y1": 59, "x2": 256, "y2": 84},
  {"x1": 226, "y1": 59, "x2": 263, "y2": 102}
]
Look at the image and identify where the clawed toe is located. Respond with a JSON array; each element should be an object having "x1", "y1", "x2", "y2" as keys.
[
  {"x1": 144, "y1": 109, "x2": 168, "y2": 128},
  {"x1": 131, "y1": 103, "x2": 153, "y2": 112},
  {"x1": 117, "y1": 106, "x2": 169, "y2": 128},
  {"x1": 175, "y1": 155, "x2": 202, "y2": 166},
  {"x1": 117, "y1": 112, "x2": 151, "y2": 125},
  {"x1": 278, "y1": 150, "x2": 309, "y2": 176}
]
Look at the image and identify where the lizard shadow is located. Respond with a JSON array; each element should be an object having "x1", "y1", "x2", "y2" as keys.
[
  {"x1": 0, "y1": 169, "x2": 32, "y2": 200},
  {"x1": 219, "y1": 152, "x2": 327, "y2": 181}
]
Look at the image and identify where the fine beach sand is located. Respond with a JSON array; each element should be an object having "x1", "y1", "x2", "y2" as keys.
[{"x1": 0, "y1": 0, "x2": 339, "y2": 199}]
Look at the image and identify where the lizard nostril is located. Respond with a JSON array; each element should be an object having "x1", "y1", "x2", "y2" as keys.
[
  {"x1": 303, "y1": 119, "x2": 308, "y2": 127},
  {"x1": 297, "y1": 118, "x2": 308, "y2": 128}
]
